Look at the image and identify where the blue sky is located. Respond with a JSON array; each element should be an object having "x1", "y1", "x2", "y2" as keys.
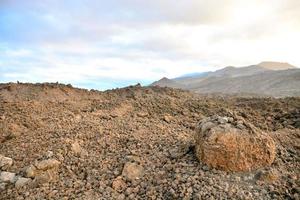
[{"x1": 0, "y1": 0, "x2": 299, "y2": 90}]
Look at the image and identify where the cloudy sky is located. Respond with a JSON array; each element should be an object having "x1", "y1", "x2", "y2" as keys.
[{"x1": 0, "y1": 0, "x2": 299, "y2": 90}]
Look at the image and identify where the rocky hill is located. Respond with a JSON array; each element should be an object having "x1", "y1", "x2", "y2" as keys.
[
  {"x1": 0, "y1": 83, "x2": 299, "y2": 199},
  {"x1": 152, "y1": 62, "x2": 300, "y2": 97}
]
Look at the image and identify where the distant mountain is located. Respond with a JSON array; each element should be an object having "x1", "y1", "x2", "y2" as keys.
[
  {"x1": 151, "y1": 77, "x2": 184, "y2": 89},
  {"x1": 151, "y1": 62, "x2": 300, "y2": 97},
  {"x1": 174, "y1": 72, "x2": 210, "y2": 80},
  {"x1": 189, "y1": 69, "x2": 300, "y2": 97},
  {"x1": 257, "y1": 61, "x2": 296, "y2": 70}
]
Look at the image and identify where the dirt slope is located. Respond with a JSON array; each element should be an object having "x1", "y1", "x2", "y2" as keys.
[{"x1": 0, "y1": 83, "x2": 299, "y2": 199}]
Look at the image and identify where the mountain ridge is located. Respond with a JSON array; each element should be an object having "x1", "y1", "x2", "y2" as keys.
[{"x1": 151, "y1": 62, "x2": 300, "y2": 97}]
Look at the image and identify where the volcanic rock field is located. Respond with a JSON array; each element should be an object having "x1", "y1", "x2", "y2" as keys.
[{"x1": 0, "y1": 83, "x2": 299, "y2": 199}]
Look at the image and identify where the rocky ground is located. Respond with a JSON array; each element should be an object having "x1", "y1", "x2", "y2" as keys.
[{"x1": 0, "y1": 83, "x2": 299, "y2": 200}]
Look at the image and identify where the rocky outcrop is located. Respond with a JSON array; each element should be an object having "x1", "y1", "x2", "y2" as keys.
[{"x1": 194, "y1": 116, "x2": 276, "y2": 172}]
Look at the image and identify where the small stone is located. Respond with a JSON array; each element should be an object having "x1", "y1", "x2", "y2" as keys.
[
  {"x1": 71, "y1": 141, "x2": 87, "y2": 156},
  {"x1": 122, "y1": 162, "x2": 144, "y2": 181},
  {"x1": 137, "y1": 112, "x2": 148, "y2": 117},
  {"x1": 218, "y1": 117, "x2": 228, "y2": 124},
  {"x1": 45, "y1": 151, "x2": 54, "y2": 158},
  {"x1": 228, "y1": 117, "x2": 234, "y2": 123},
  {"x1": 117, "y1": 194, "x2": 126, "y2": 200},
  {"x1": 236, "y1": 124, "x2": 246, "y2": 130},
  {"x1": 74, "y1": 114, "x2": 82, "y2": 121},
  {"x1": 25, "y1": 165, "x2": 37, "y2": 178},
  {"x1": 112, "y1": 176, "x2": 127, "y2": 192},
  {"x1": 0, "y1": 183, "x2": 7, "y2": 191},
  {"x1": 71, "y1": 141, "x2": 82, "y2": 154},
  {"x1": 236, "y1": 120, "x2": 246, "y2": 129},
  {"x1": 56, "y1": 153, "x2": 64, "y2": 162},
  {"x1": 0, "y1": 155, "x2": 13, "y2": 170},
  {"x1": 187, "y1": 187, "x2": 193, "y2": 193},
  {"x1": 15, "y1": 177, "x2": 32, "y2": 188},
  {"x1": 25, "y1": 159, "x2": 61, "y2": 185},
  {"x1": 235, "y1": 176, "x2": 241, "y2": 182},
  {"x1": 0, "y1": 171, "x2": 16, "y2": 183},
  {"x1": 35, "y1": 159, "x2": 60, "y2": 170},
  {"x1": 33, "y1": 170, "x2": 57, "y2": 185},
  {"x1": 164, "y1": 115, "x2": 172, "y2": 123}
]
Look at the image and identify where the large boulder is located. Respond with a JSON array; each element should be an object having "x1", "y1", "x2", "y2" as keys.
[{"x1": 194, "y1": 115, "x2": 276, "y2": 172}]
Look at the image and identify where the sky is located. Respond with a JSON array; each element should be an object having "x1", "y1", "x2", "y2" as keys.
[{"x1": 0, "y1": 0, "x2": 299, "y2": 90}]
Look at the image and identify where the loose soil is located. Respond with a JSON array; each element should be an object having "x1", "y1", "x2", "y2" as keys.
[{"x1": 0, "y1": 83, "x2": 299, "y2": 199}]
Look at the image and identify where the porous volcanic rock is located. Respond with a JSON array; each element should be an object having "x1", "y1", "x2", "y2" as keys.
[
  {"x1": 194, "y1": 115, "x2": 276, "y2": 172},
  {"x1": 1, "y1": 83, "x2": 299, "y2": 199}
]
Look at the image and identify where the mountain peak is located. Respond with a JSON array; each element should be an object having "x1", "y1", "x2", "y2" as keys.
[
  {"x1": 257, "y1": 61, "x2": 296, "y2": 70},
  {"x1": 223, "y1": 66, "x2": 236, "y2": 70},
  {"x1": 159, "y1": 77, "x2": 170, "y2": 81},
  {"x1": 151, "y1": 77, "x2": 184, "y2": 88}
]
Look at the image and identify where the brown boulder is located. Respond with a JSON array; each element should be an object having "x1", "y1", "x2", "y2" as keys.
[{"x1": 194, "y1": 116, "x2": 276, "y2": 172}]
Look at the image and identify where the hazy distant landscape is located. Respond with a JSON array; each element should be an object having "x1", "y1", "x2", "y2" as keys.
[{"x1": 152, "y1": 61, "x2": 300, "y2": 97}]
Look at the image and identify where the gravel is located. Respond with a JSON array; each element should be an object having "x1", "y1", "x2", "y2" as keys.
[{"x1": 0, "y1": 83, "x2": 299, "y2": 199}]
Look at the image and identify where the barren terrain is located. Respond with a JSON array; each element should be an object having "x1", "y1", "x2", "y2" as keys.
[{"x1": 0, "y1": 83, "x2": 299, "y2": 199}]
